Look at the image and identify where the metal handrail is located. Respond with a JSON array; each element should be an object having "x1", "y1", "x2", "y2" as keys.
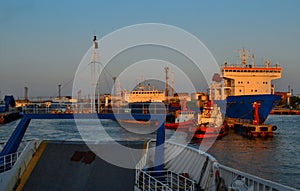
[
  {"x1": 219, "y1": 164, "x2": 299, "y2": 191},
  {"x1": 22, "y1": 104, "x2": 167, "y2": 114},
  {"x1": 0, "y1": 151, "x2": 22, "y2": 173},
  {"x1": 136, "y1": 169, "x2": 195, "y2": 191}
]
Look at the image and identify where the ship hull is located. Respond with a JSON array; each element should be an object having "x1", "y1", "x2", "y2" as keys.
[
  {"x1": 222, "y1": 94, "x2": 281, "y2": 123},
  {"x1": 164, "y1": 120, "x2": 194, "y2": 129}
]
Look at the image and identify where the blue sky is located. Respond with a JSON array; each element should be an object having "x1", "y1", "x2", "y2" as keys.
[{"x1": 0, "y1": 0, "x2": 300, "y2": 98}]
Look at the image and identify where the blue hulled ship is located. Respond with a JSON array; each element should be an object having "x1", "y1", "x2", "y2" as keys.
[{"x1": 210, "y1": 48, "x2": 282, "y2": 124}]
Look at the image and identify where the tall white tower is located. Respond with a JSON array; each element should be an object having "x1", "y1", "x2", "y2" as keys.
[{"x1": 90, "y1": 35, "x2": 101, "y2": 113}]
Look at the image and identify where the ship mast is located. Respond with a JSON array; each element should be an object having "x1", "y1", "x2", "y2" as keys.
[{"x1": 239, "y1": 48, "x2": 250, "y2": 66}]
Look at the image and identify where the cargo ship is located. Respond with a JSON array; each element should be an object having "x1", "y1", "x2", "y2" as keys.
[{"x1": 210, "y1": 48, "x2": 282, "y2": 124}]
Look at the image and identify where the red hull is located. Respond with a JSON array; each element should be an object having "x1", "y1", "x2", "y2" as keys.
[
  {"x1": 165, "y1": 120, "x2": 194, "y2": 130},
  {"x1": 190, "y1": 125, "x2": 226, "y2": 139},
  {"x1": 192, "y1": 131, "x2": 226, "y2": 139}
]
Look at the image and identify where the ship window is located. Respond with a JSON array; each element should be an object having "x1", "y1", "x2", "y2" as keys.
[
  {"x1": 244, "y1": 70, "x2": 247, "y2": 72},
  {"x1": 225, "y1": 70, "x2": 228, "y2": 72},
  {"x1": 251, "y1": 90, "x2": 253, "y2": 92},
  {"x1": 233, "y1": 70, "x2": 236, "y2": 72},
  {"x1": 239, "y1": 89, "x2": 242, "y2": 92},
  {"x1": 255, "y1": 90, "x2": 257, "y2": 92},
  {"x1": 266, "y1": 70, "x2": 269, "y2": 73},
  {"x1": 255, "y1": 70, "x2": 259, "y2": 72},
  {"x1": 247, "y1": 81, "x2": 250, "y2": 84},
  {"x1": 229, "y1": 70, "x2": 232, "y2": 72},
  {"x1": 237, "y1": 70, "x2": 241, "y2": 72},
  {"x1": 266, "y1": 82, "x2": 268, "y2": 84}
]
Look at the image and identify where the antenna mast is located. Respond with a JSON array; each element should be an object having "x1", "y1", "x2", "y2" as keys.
[
  {"x1": 165, "y1": 67, "x2": 169, "y2": 100},
  {"x1": 239, "y1": 48, "x2": 249, "y2": 66},
  {"x1": 90, "y1": 35, "x2": 101, "y2": 113}
]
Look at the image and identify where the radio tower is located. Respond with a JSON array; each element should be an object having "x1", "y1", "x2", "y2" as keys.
[
  {"x1": 165, "y1": 67, "x2": 169, "y2": 101},
  {"x1": 90, "y1": 35, "x2": 101, "y2": 113}
]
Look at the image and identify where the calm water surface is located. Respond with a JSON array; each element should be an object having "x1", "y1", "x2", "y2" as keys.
[{"x1": 0, "y1": 115, "x2": 299, "y2": 189}]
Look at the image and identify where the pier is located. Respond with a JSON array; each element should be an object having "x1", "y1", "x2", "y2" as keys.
[{"x1": 270, "y1": 109, "x2": 300, "y2": 115}]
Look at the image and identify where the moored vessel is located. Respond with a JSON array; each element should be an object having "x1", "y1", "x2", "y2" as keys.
[
  {"x1": 165, "y1": 99, "x2": 195, "y2": 130},
  {"x1": 189, "y1": 101, "x2": 226, "y2": 139},
  {"x1": 210, "y1": 48, "x2": 282, "y2": 126}
]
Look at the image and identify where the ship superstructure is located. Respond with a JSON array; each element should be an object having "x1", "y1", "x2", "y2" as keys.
[
  {"x1": 210, "y1": 48, "x2": 281, "y2": 99},
  {"x1": 123, "y1": 83, "x2": 165, "y2": 103}
]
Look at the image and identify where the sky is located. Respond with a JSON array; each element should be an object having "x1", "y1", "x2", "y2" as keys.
[{"x1": 1, "y1": 0, "x2": 300, "y2": 99}]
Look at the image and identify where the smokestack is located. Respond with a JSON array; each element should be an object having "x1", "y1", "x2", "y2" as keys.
[
  {"x1": 112, "y1": 77, "x2": 116, "y2": 96},
  {"x1": 58, "y1": 84, "x2": 61, "y2": 99},
  {"x1": 24, "y1": 87, "x2": 28, "y2": 100}
]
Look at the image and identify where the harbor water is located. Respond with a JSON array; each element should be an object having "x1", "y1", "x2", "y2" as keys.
[{"x1": 0, "y1": 115, "x2": 299, "y2": 189}]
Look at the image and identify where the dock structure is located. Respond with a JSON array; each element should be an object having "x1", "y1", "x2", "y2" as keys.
[{"x1": 270, "y1": 109, "x2": 300, "y2": 115}]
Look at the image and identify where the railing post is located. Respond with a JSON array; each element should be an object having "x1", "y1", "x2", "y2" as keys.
[
  {"x1": 154, "y1": 117, "x2": 165, "y2": 173},
  {"x1": 143, "y1": 172, "x2": 145, "y2": 190}
]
